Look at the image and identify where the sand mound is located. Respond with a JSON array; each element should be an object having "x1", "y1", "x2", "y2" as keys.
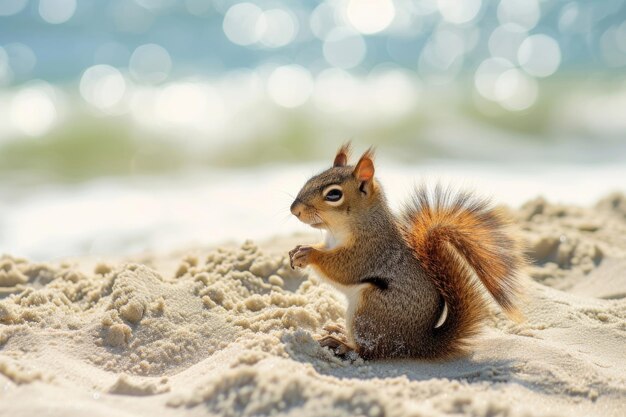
[{"x1": 1, "y1": 196, "x2": 625, "y2": 416}]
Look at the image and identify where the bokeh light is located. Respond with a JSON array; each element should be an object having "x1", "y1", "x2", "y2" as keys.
[
  {"x1": 258, "y1": 8, "x2": 298, "y2": 48},
  {"x1": 4, "y1": 43, "x2": 37, "y2": 77},
  {"x1": 129, "y1": 44, "x2": 172, "y2": 83},
  {"x1": 267, "y1": 65, "x2": 313, "y2": 108},
  {"x1": 313, "y1": 68, "x2": 359, "y2": 113},
  {"x1": 367, "y1": 68, "x2": 419, "y2": 119},
  {"x1": 346, "y1": 0, "x2": 396, "y2": 35},
  {"x1": 475, "y1": 57, "x2": 515, "y2": 102},
  {"x1": 79, "y1": 65, "x2": 127, "y2": 112},
  {"x1": 223, "y1": 2, "x2": 266, "y2": 46},
  {"x1": 310, "y1": 2, "x2": 337, "y2": 40},
  {"x1": 418, "y1": 27, "x2": 467, "y2": 84},
  {"x1": 489, "y1": 24, "x2": 527, "y2": 63},
  {"x1": 437, "y1": 0, "x2": 482, "y2": 24},
  {"x1": 10, "y1": 83, "x2": 58, "y2": 136},
  {"x1": 517, "y1": 34, "x2": 561, "y2": 77},
  {"x1": 155, "y1": 82, "x2": 224, "y2": 129},
  {"x1": 0, "y1": 47, "x2": 11, "y2": 85},
  {"x1": 600, "y1": 23, "x2": 626, "y2": 67},
  {"x1": 0, "y1": 0, "x2": 28, "y2": 17},
  {"x1": 494, "y1": 68, "x2": 538, "y2": 111},
  {"x1": 39, "y1": 0, "x2": 77, "y2": 25},
  {"x1": 498, "y1": 0, "x2": 540, "y2": 30}
]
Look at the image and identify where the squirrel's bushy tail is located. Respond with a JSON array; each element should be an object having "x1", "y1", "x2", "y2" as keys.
[{"x1": 402, "y1": 185, "x2": 525, "y2": 359}]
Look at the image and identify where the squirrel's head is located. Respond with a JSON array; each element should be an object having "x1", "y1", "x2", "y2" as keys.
[{"x1": 290, "y1": 143, "x2": 381, "y2": 231}]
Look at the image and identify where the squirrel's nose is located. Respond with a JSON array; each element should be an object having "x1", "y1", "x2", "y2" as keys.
[{"x1": 290, "y1": 201, "x2": 302, "y2": 218}]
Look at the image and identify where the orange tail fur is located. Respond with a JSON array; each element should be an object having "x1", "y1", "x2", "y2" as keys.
[{"x1": 402, "y1": 185, "x2": 525, "y2": 358}]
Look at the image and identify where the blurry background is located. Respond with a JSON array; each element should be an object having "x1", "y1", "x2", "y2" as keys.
[{"x1": 0, "y1": 0, "x2": 625, "y2": 260}]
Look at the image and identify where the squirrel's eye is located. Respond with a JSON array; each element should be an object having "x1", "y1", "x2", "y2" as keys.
[
  {"x1": 323, "y1": 185, "x2": 344, "y2": 206},
  {"x1": 325, "y1": 189, "x2": 342, "y2": 201}
]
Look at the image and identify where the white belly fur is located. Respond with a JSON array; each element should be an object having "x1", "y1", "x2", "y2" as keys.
[
  {"x1": 312, "y1": 270, "x2": 365, "y2": 341},
  {"x1": 324, "y1": 229, "x2": 342, "y2": 250},
  {"x1": 335, "y1": 282, "x2": 366, "y2": 328},
  {"x1": 313, "y1": 229, "x2": 364, "y2": 336}
]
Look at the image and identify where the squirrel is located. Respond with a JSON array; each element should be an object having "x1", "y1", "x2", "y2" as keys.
[{"x1": 288, "y1": 143, "x2": 525, "y2": 360}]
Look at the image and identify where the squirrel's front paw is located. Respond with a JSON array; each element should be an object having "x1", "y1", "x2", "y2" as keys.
[{"x1": 289, "y1": 245, "x2": 315, "y2": 269}]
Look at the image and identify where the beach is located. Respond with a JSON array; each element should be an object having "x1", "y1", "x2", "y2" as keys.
[
  {"x1": 1, "y1": 193, "x2": 625, "y2": 417},
  {"x1": 2, "y1": 1, "x2": 626, "y2": 415}
]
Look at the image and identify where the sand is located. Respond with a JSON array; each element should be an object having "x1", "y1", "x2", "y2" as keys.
[{"x1": 1, "y1": 194, "x2": 625, "y2": 417}]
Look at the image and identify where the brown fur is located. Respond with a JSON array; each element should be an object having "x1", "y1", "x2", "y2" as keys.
[{"x1": 289, "y1": 145, "x2": 526, "y2": 360}]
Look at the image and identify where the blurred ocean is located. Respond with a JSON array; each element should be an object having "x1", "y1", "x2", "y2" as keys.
[
  {"x1": 2, "y1": 162, "x2": 626, "y2": 261},
  {"x1": 0, "y1": 0, "x2": 625, "y2": 259}
]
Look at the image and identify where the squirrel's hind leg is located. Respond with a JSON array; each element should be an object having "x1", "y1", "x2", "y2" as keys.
[{"x1": 317, "y1": 334, "x2": 356, "y2": 358}]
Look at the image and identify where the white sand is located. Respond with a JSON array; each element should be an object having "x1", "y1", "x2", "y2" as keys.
[{"x1": 1, "y1": 194, "x2": 625, "y2": 417}]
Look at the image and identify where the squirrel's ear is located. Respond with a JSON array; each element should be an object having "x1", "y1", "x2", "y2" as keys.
[
  {"x1": 353, "y1": 148, "x2": 375, "y2": 183},
  {"x1": 333, "y1": 142, "x2": 352, "y2": 167}
]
